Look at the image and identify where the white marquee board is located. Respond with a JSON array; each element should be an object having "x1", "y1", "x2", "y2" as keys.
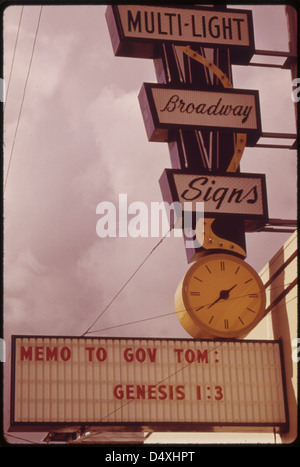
[{"x1": 10, "y1": 336, "x2": 288, "y2": 432}]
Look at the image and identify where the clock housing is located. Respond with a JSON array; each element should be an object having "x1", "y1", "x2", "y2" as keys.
[{"x1": 175, "y1": 253, "x2": 266, "y2": 339}]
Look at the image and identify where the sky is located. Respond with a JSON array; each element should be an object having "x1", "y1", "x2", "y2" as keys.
[{"x1": 2, "y1": 4, "x2": 297, "y2": 444}]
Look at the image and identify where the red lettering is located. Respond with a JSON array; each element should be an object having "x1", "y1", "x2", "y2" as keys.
[
  {"x1": 126, "y1": 385, "x2": 135, "y2": 399},
  {"x1": 20, "y1": 345, "x2": 71, "y2": 361},
  {"x1": 148, "y1": 348, "x2": 157, "y2": 362},
  {"x1": 174, "y1": 348, "x2": 183, "y2": 362},
  {"x1": 185, "y1": 349, "x2": 195, "y2": 363},
  {"x1": 176, "y1": 385, "x2": 185, "y2": 400},
  {"x1": 46, "y1": 347, "x2": 58, "y2": 361},
  {"x1": 136, "y1": 348, "x2": 146, "y2": 362},
  {"x1": 113, "y1": 384, "x2": 123, "y2": 399},
  {"x1": 85, "y1": 347, "x2": 107, "y2": 361},
  {"x1": 124, "y1": 348, "x2": 134, "y2": 362},
  {"x1": 148, "y1": 385, "x2": 156, "y2": 399},
  {"x1": 112, "y1": 384, "x2": 185, "y2": 401},
  {"x1": 174, "y1": 348, "x2": 208, "y2": 363},
  {"x1": 214, "y1": 385, "x2": 224, "y2": 400},
  {"x1": 136, "y1": 385, "x2": 146, "y2": 399},
  {"x1": 124, "y1": 347, "x2": 157, "y2": 362},
  {"x1": 35, "y1": 346, "x2": 44, "y2": 361},
  {"x1": 197, "y1": 349, "x2": 208, "y2": 363},
  {"x1": 60, "y1": 346, "x2": 71, "y2": 361},
  {"x1": 96, "y1": 347, "x2": 107, "y2": 362},
  {"x1": 158, "y1": 385, "x2": 167, "y2": 400},
  {"x1": 85, "y1": 347, "x2": 94, "y2": 361},
  {"x1": 20, "y1": 346, "x2": 32, "y2": 360}
]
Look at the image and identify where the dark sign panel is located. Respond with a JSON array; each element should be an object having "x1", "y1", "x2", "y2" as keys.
[
  {"x1": 106, "y1": 5, "x2": 255, "y2": 64},
  {"x1": 159, "y1": 169, "x2": 268, "y2": 232},
  {"x1": 139, "y1": 83, "x2": 262, "y2": 146}
]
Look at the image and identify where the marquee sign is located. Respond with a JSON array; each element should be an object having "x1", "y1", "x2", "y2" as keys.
[
  {"x1": 159, "y1": 170, "x2": 268, "y2": 232},
  {"x1": 139, "y1": 83, "x2": 262, "y2": 146},
  {"x1": 105, "y1": 5, "x2": 255, "y2": 64},
  {"x1": 10, "y1": 336, "x2": 287, "y2": 431}
]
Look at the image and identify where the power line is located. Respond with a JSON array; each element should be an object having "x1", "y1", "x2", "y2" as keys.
[
  {"x1": 85, "y1": 310, "x2": 179, "y2": 335},
  {"x1": 85, "y1": 287, "x2": 297, "y2": 336},
  {"x1": 82, "y1": 225, "x2": 174, "y2": 336},
  {"x1": 4, "y1": 6, "x2": 43, "y2": 192},
  {"x1": 4, "y1": 5, "x2": 24, "y2": 112},
  {"x1": 82, "y1": 216, "x2": 297, "y2": 336}
]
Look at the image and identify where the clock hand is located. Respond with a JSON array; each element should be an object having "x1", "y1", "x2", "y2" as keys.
[
  {"x1": 207, "y1": 295, "x2": 223, "y2": 309},
  {"x1": 226, "y1": 284, "x2": 237, "y2": 294},
  {"x1": 207, "y1": 284, "x2": 237, "y2": 309}
]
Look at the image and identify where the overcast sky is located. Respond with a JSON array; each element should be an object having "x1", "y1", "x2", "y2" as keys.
[{"x1": 3, "y1": 4, "x2": 297, "y2": 443}]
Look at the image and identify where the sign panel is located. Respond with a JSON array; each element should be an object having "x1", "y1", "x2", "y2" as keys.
[
  {"x1": 139, "y1": 83, "x2": 262, "y2": 146},
  {"x1": 159, "y1": 169, "x2": 268, "y2": 232},
  {"x1": 10, "y1": 336, "x2": 287, "y2": 431},
  {"x1": 105, "y1": 5, "x2": 255, "y2": 64}
]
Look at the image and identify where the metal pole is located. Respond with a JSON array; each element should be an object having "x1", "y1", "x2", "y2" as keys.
[{"x1": 285, "y1": 5, "x2": 298, "y2": 124}]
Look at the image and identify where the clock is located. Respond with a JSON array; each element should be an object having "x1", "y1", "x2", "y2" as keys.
[{"x1": 175, "y1": 253, "x2": 266, "y2": 339}]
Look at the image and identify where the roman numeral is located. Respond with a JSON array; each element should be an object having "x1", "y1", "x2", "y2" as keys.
[
  {"x1": 190, "y1": 291, "x2": 200, "y2": 296},
  {"x1": 224, "y1": 319, "x2": 229, "y2": 329},
  {"x1": 194, "y1": 276, "x2": 203, "y2": 283},
  {"x1": 249, "y1": 293, "x2": 259, "y2": 298},
  {"x1": 220, "y1": 261, "x2": 225, "y2": 271}
]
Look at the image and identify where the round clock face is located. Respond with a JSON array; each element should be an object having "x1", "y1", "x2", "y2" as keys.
[{"x1": 176, "y1": 253, "x2": 266, "y2": 339}]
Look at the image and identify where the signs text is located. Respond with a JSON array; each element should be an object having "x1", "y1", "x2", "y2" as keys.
[
  {"x1": 159, "y1": 170, "x2": 268, "y2": 231},
  {"x1": 106, "y1": 5, "x2": 255, "y2": 64},
  {"x1": 139, "y1": 83, "x2": 261, "y2": 146}
]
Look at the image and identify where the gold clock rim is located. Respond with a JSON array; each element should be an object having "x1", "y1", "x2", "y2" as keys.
[{"x1": 181, "y1": 253, "x2": 266, "y2": 339}]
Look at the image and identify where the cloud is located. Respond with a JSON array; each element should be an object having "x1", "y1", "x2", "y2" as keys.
[{"x1": 4, "y1": 247, "x2": 48, "y2": 292}]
